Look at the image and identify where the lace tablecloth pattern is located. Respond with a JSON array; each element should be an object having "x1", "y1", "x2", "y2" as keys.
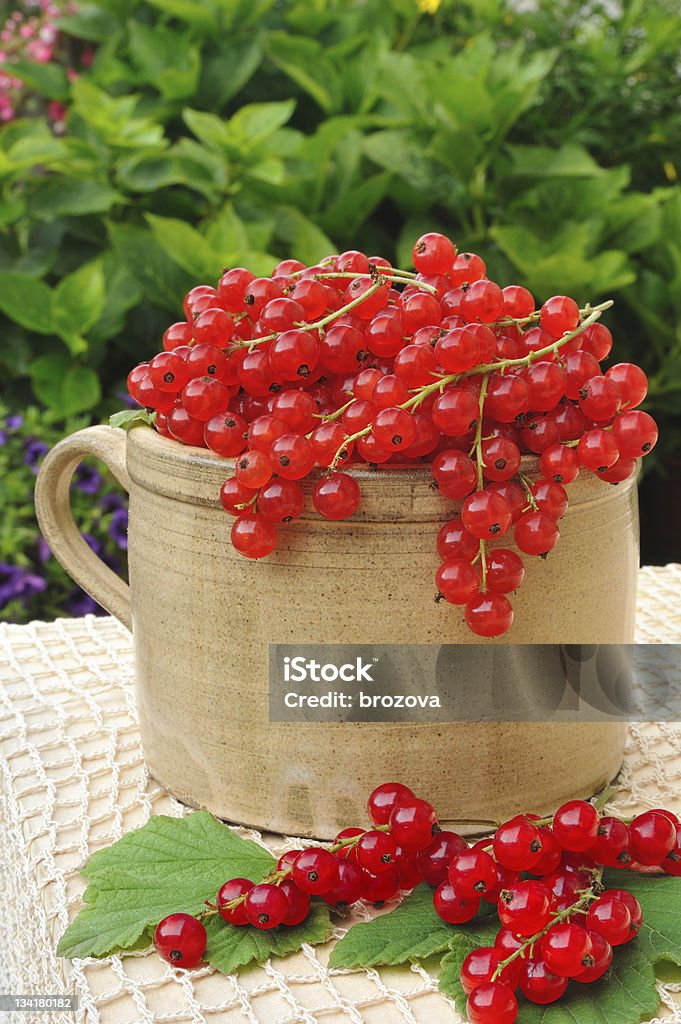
[{"x1": 1, "y1": 564, "x2": 681, "y2": 1024}]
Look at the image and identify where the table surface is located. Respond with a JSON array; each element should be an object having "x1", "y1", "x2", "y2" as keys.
[{"x1": 1, "y1": 564, "x2": 681, "y2": 1024}]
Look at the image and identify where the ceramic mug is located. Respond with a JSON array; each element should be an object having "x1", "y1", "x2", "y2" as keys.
[{"x1": 35, "y1": 425, "x2": 636, "y2": 837}]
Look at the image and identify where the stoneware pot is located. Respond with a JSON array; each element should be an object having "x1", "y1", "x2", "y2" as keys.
[{"x1": 35, "y1": 424, "x2": 637, "y2": 838}]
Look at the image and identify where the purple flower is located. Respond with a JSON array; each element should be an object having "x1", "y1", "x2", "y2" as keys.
[
  {"x1": 99, "y1": 493, "x2": 127, "y2": 513},
  {"x1": 6, "y1": 415, "x2": 23, "y2": 429},
  {"x1": 37, "y1": 537, "x2": 51, "y2": 563},
  {"x1": 63, "y1": 587, "x2": 100, "y2": 617},
  {"x1": 73, "y1": 463, "x2": 102, "y2": 494},
  {"x1": 0, "y1": 563, "x2": 47, "y2": 610},
  {"x1": 108, "y1": 508, "x2": 128, "y2": 550},
  {"x1": 23, "y1": 438, "x2": 48, "y2": 473},
  {"x1": 83, "y1": 532, "x2": 102, "y2": 557},
  {"x1": 116, "y1": 389, "x2": 138, "y2": 410},
  {"x1": 0, "y1": 430, "x2": 6, "y2": 446}
]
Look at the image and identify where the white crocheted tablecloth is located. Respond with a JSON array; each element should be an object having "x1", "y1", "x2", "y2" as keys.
[{"x1": 1, "y1": 564, "x2": 681, "y2": 1024}]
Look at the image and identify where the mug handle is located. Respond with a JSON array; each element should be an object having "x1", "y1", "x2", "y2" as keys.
[{"x1": 34, "y1": 425, "x2": 132, "y2": 631}]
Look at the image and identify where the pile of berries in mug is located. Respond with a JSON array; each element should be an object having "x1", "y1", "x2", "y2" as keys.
[
  {"x1": 153, "y1": 781, "x2": 680, "y2": 1024},
  {"x1": 126, "y1": 233, "x2": 658, "y2": 637}
]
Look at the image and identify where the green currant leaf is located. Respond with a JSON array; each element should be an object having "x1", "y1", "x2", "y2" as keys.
[
  {"x1": 329, "y1": 885, "x2": 496, "y2": 970},
  {"x1": 52, "y1": 259, "x2": 106, "y2": 352},
  {"x1": 0, "y1": 271, "x2": 54, "y2": 334},
  {"x1": 57, "y1": 812, "x2": 275, "y2": 959},
  {"x1": 439, "y1": 935, "x2": 660, "y2": 1024},
  {"x1": 108, "y1": 409, "x2": 156, "y2": 430},
  {"x1": 204, "y1": 904, "x2": 333, "y2": 975}
]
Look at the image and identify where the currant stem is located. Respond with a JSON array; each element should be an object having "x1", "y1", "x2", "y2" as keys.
[
  {"x1": 240, "y1": 279, "x2": 386, "y2": 351},
  {"x1": 491, "y1": 866, "x2": 605, "y2": 981}
]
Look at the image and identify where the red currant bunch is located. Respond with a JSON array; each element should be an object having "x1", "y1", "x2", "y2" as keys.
[{"x1": 127, "y1": 234, "x2": 659, "y2": 637}]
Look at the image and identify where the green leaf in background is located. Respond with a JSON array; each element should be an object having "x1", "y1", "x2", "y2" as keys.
[
  {"x1": 199, "y1": 37, "x2": 264, "y2": 108},
  {"x1": 275, "y1": 207, "x2": 335, "y2": 266},
  {"x1": 28, "y1": 179, "x2": 123, "y2": 219},
  {"x1": 145, "y1": 0, "x2": 219, "y2": 30},
  {"x1": 205, "y1": 903, "x2": 333, "y2": 974},
  {"x1": 7, "y1": 58, "x2": 69, "y2": 101},
  {"x1": 228, "y1": 100, "x2": 297, "y2": 152},
  {"x1": 29, "y1": 354, "x2": 101, "y2": 416},
  {"x1": 128, "y1": 21, "x2": 201, "y2": 101},
  {"x1": 145, "y1": 214, "x2": 223, "y2": 280},
  {"x1": 51, "y1": 260, "x2": 106, "y2": 355},
  {"x1": 266, "y1": 33, "x2": 342, "y2": 114},
  {"x1": 116, "y1": 140, "x2": 226, "y2": 196},
  {"x1": 439, "y1": 935, "x2": 660, "y2": 1024},
  {"x1": 54, "y1": 4, "x2": 119, "y2": 41},
  {"x1": 329, "y1": 885, "x2": 472, "y2": 970},
  {"x1": 107, "y1": 222, "x2": 194, "y2": 311},
  {"x1": 0, "y1": 271, "x2": 54, "y2": 335},
  {"x1": 58, "y1": 812, "x2": 275, "y2": 959}
]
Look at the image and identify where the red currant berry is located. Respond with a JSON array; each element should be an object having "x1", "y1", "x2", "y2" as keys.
[
  {"x1": 448, "y1": 848, "x2": 499, "y2": 898},
  {"x1": 163, "y1": 321, "x2": 193, "y2": 350},
  {"x1": 586, "y1": 895, "x2": 632, "y2": 945},
  {"x1": 588, "y1": 817, "x2": 631, "y2": 868},
  {"x1": 244, "y1": 883, "x2": 289, "y2": 929},
  {"x1": 514, "y1": 510, "x2": 559, "y2": 556},
  {"x1": 356, "y1": 830, "x2": 398, "y2": 874},
  {"x1": 432, "y1": 388, "x2": 479, "y2": 436},
  {"x1": 363, "y1": 863, "x2": 401, "y2": 902},
  {"x1": 269, "y1": 329, "x2": 320, "y2": 380},
  {"x1": 485, "y1": 374, "x2": 531, "y2": 423},
  {"x1": 540, "y1": 444, "x2": 580, "y2": 484},
  {"x1": 580, "y1": 322, "x2": 613, "y2": 361},
  {"x1": 629, "y1": 809, "x2": 676, "y2": 865},
  {"x1": 435, "y1": 327, "x2": 480, "y2": 372},
  {"x1": 608, "y1": 889, "x2": 643, "y2": 938},
  {"x1": 218, "y1": 267, "x2": 255, "y2": 312},
  {"x1": 231, "y1": 513, "x2": 277, "y2": 559},
  {"x1": 540, "y1": 923, "x2": 594, "y2": 978},
  {"x1": 450, "y1": 252, "x2": 486, "y2": 285},
  {"x1": 494, "y1": 817, "x2": 544, "y2": 872},
  {"x1": 292, "y1": 848, "x2": 340, "y2": 895},
  {"x1": 432, "y1": 450, "x2": 477, "y2": 499},
  {"x1": 433, "y1": 882, "x2": 480, "y2": 923},
  {"x1": 168, "y1": 406, "x2": 209, "y2": 447},
  {"x1": 203, "y1": 413, "x2": 247, "y2": 457},
  {"x1": 234, "y1": 449, "x2": 273, "y2": 489},
  {"x1": 524, "y1": 362, "x2": 566, "y2": 411},
  {"x1": 320, "y1": 324, "x2": 367, "y2": 374},
  {"x1": 322, "y1": 859, "x2": 368, "y2": 908},
  {"x1": 605, "y1": 363, "x2": 647, "y2": 410},
  {"x1": 552, "y1": 800, "x2": 600, "y2": 852},
  {"x1": 498, "y1": 880, "x2": 553, "y2": 936},
  {"x1": 460, "y1": 947, "x2": 521, "y2": 996},
  {"x1": 149, "y1": 351, "x2": 191, "y2": 393},
  {"x1": 574, "y1": 931, "x2": 613, "y2": 983},
  {"x1": 367, "y1": 782, "x2": 415, "y2": 826},
  {"x1": 313, "y1": 472, "x2": 361, "y2": 520},
  {"x1": 540, "y1": 295, "x2": 580, "y2": 338},
  {"x1": 154, "y1": 913, "x2": 206, "y2": 968},
  {"x1": 436, "y1": 519, "x2": 479, "y2": 561},
  {"x1": 612, "y1": 410, "x2": 658, "y2": 458},
  {"x1": 415, "y1": 831, "x2": 467, "y2": 887},
  {"x1": 277, "y1": 878, "x2": 311, "y2": 926},
  {"x1": 502, "y1": 285, "x2": 535, "y2": 319},
  {"x1": 465, "y1": 592, "x2": 514, "y2": 637},
  {"x1": 519, "y1": 960, "x2": 568, "y2": 1004},
  {"x1": 461, "y1": 279, "x2": 503, "y2": 323},
  {"x1": 217, "y1": 878, "x2": 253, "y2": 925},
  {"x1": 258, "y1": 478, "x2": 305, "y2": 524},
  {"x1": 389, "y1": 797, "x2": 439, "y2": 851},
  {"x1": 394, "y1": 343, "x2": 437, "y2": 386},
  {"x1": 481, "y1": 437, "x2": 521, "y2": 482},
  {"x1": 372, "y1": 407, "x2": 418, "y2": 451},
  {"x1": 435, "y1": 559, "x2": 480, "y2": 605},
  {"x1": 412, "y1": 232, "x2": 456, "y2": 274},
  {"x1": 220, "y1": 476, "x2": 257, "y2": 516},
  {"x1": 462, "y1": 489, "x2": 512, "y2": 540},
  {"x1": 466, "y1": 982, "x2": 518, "y2": 1024},
  {"x1": 577, "y1": 428, "x2": 620, "y2": 472},
  {"x1": 193, "y1": 307, "x2": 234, "y2": 348},
  {"x1": 579, "y1": 375, "x2": 622, "y2": 422},
  {"x1": 181, "y1": 377, "x2": 230, "y2": 421},
  {"x1": 271, "y1": 434, "x2": 315, "y2": 479}
]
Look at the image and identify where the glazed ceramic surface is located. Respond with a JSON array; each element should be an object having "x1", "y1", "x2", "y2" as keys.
[{"x1": 35, "y1": 425, "x2": 636, "y2": 837}]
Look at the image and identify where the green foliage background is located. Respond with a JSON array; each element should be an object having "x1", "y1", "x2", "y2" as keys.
[{"x1": 1, "y1": 0, "x2": 680, "y2": 571}]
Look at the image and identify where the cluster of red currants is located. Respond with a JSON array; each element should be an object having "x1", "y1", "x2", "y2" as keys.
[
  {"x1": 126, "y1": 233, "x2": 659, "y2": 637},
  {"x1": 154, "y1": 781, "x2": 441, "y2": 969},
  {"x1": 437, "y1": 802, "x2": 680, "y2": 1024},
  {"x1": 153, "y1": 784, "x2": 680, "y2": 1009}
]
